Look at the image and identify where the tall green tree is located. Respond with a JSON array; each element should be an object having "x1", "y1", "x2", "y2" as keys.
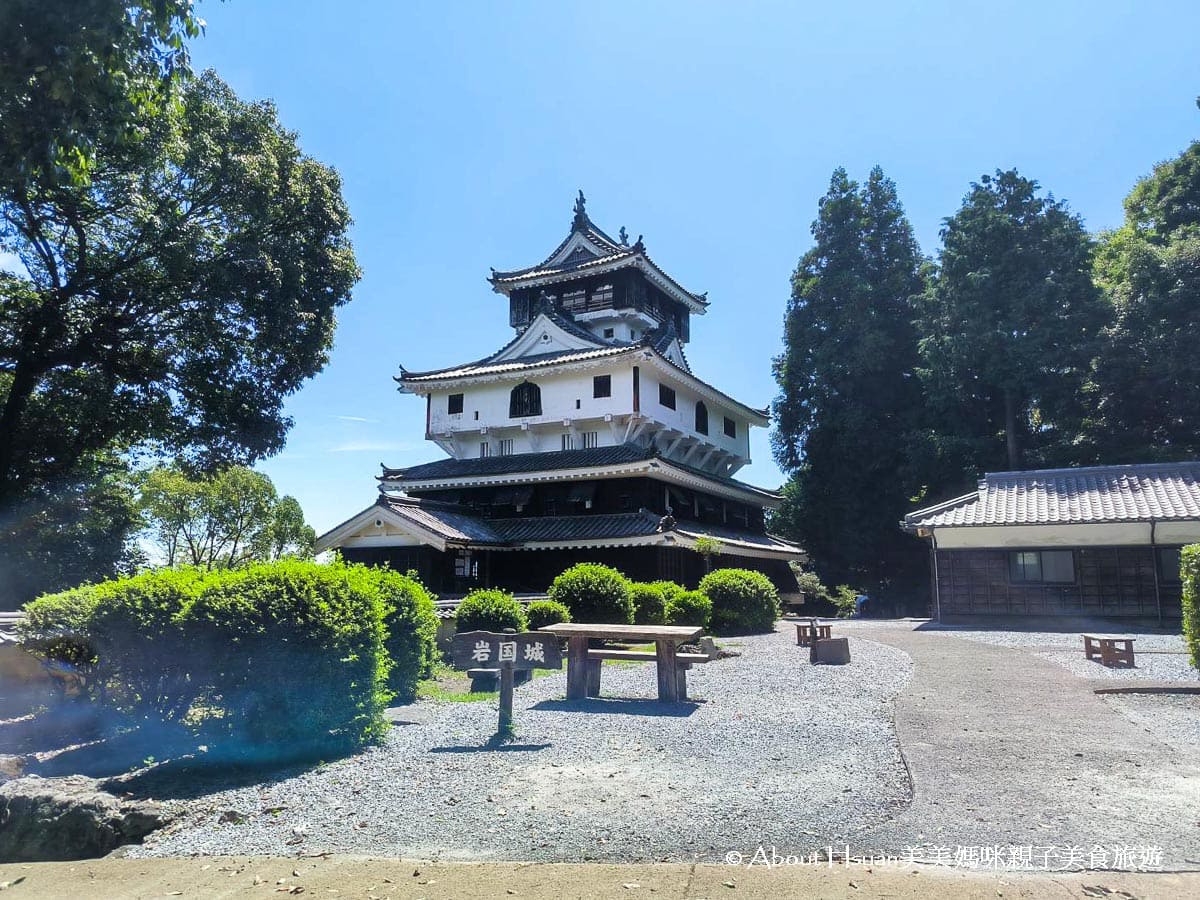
[
  {"x1": 139, "y1": 464, "x2": 315, "y2": 569},
  {"x1": 1091, "y1": 131, "x2": 1200, "y2": 461},
  {"x1": 915, "y1": 170, "x2": 1107, "y2": 476},
  {"x1": 0, "y1": 0, "x2": 202, "y2": 186},
  {"x1": 771, "y1": 167, "x2": 928, "y2": 601}
]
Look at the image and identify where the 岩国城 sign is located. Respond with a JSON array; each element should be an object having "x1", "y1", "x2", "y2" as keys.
[{"x1": 451, "y1": 631, "x2": 563, "y2": 671}]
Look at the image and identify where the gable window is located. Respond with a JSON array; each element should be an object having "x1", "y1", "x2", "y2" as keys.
[
  {"x1": 593, "y1": 374, "x2": 611, "y2": 398},
  {"x1": 1158, "y1": 547, "x2": 1183, "y2": 583},
  {"x1": 581, "y1": 431, "x2": 599, "y2": 449},
  {"x1": 723, "y1": 416, "x2": 737, "y2": 438},
  {"x1": 1009, "y1": 550, "x2": 1076, "y2": 584},
  {"x1": 509, "y1": 381, "x2": 542, "y2": 418},
  {"x1": 497, "y1": 439, "x2": 514, "y2": 456},
  {"x1": 603, "y1": 327, "x2": 615, "y2": 339},
  {"x1": 695, "y1": 402, "x2": 709, "y2": 435},
  {"x1": 447, "y1": 393, "x2": 464, "y2": 415},
  {"x1": 561, "y1": 433, "x2": 574, "y2": 451},
  {"x1": 659, "y1": 384, "x2": 676, "y2": 410},
  {"x1": 479, "y1": 442, "x2": 490, "y2": 458}
]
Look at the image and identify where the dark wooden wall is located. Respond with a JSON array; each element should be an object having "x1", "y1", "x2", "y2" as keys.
[{"x1": 934, "y1": 547, "x2": 1182, "y2": 619}]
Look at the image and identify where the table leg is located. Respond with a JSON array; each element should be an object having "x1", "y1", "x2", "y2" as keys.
[
  {"x1": 566, "y1": 635, "x2": 588, "y2": 700},
  {"x1": 586, "y1": 657, "x2": 602, "y2": 697},
  {"x1": 655, "y1": 639, "x2": 679, "y2": 702},
  {"x1": 675, "y1": 663, "x2": 688, "y2": 701}
]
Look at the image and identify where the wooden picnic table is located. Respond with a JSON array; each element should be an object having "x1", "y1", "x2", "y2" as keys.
[
  {"x1": 538, "y1": 623, "x2": 704, "y2": 702},
  {"x1": 795, "y1": 621, "x2": 832, "y2": 646},
  {"x1": 1082, "y1": 633, "x2": 1136, "y2": 668}
]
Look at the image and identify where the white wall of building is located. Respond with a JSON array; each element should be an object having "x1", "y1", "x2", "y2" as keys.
[{"x1": 932, "y1": 521, "x2": 1200, "y2": 549}]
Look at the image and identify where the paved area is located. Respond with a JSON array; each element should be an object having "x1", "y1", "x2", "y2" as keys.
[
  {"x1": 844, "y1": 621, "x2": 1200, "y2": 870},
  {"x1": 1, "y1": 856, "x2": 1197, "y2": 900}
]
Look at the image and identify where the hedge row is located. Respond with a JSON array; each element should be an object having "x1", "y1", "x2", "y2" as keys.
[
  {"x1": 1183, "y1": 544, "x2": 1199, "y2": 671},
  {"x1": 19, "y1": 560, "x2": 439, "y2": 759}
]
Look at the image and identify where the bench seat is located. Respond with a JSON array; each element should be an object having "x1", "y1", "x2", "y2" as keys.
[{"x1": 586, "y1": 649, "x2": 710, "y2": 663}]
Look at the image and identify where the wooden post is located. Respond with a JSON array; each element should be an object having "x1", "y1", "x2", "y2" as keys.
[
  {"x1": 566, "y1": 635, "x2": 589, "y2": 700},
  {"x1": 585, "y1": 657, "x2": 602, "y2": 697},
  {"x1": 498, "y1": 659, "x2": 514, "y2": 732},
  {"x1": 655, "y1": 639, "x2": 679, "y2": 702}
]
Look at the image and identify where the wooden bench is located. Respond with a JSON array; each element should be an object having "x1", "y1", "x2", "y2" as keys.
[
  {"x1": 584, "y1": 648, "x2": 712, "y2": 700},
  {"x1": 1082, "y1": 634, "x2": 1136, "y2": 668},
  {"x1": 795, "y1": 622, "x2": 832, "y2": 646}
]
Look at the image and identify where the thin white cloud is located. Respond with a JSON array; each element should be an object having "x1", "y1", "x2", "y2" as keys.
[
  {"x1": 327, "y1": 440, "x2": 412, "y2": 454},
  {"x1": 334, "y1": 415, "x2": 379, "y2": 423}
]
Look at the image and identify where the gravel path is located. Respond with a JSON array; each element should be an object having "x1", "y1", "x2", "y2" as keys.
[
  {"x1": 131, "y1": 626, "x2": 913, "y2": 862},
  {"x1": 918, "y1": 625, "x2": 1197, "y2": 682}
]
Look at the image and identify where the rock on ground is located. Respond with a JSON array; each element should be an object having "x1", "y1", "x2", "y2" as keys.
[{"x1": 0, "y1": 774, "x2": 169, "y2": 862}]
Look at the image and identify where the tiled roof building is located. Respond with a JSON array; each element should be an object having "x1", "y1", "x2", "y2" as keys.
[{"x1": 317, "y1": 195, "x2": 802, "y2": 595}]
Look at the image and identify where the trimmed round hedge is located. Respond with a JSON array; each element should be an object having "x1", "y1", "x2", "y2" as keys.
[
  {"x1": 17, "y1": 559, "x2": 439, "y2": 760},
  {"x1": 666, "y1": 589, "x2": 712, "y2": 628},
  {"x1": 455, "y1": 589, "x2": 528, "y2": 633},
  {"x1": 547, "y1": 563, "x2": 633, "y2": 624},
  {"x1": 629, "y1": 582, "x2": 667, "y2": 625},
  {"x1": 525, "y1": 599, "x2": 571, "y2": 631},
  {"x1": 699, "y1": 568, "x2": 780, "y2": 634}
]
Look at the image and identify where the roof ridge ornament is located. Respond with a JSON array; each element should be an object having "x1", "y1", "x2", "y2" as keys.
[
  {"x1": 571, "y1": 190, "x2": 588, "y2": 231},
  {"x1": 619, "y1": 226, "x2": 628, "y2": 245}
]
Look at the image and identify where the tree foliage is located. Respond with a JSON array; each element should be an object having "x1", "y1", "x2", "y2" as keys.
[
  {"x1": 1091, "y1": 139, "x2": 1200, "y2": 461},
  {"x1": 771, "y1": 167, "x2": 928, "y2": 599},
  {"x1": 915, "y1": 170, "x2": 1107, "y2": 475},
  {"x1": 0, "y1": 0, "x2": 202, "y2": 186},
  {"x1": 138, "y1": 464, "x2": 315, "y2": 569}
]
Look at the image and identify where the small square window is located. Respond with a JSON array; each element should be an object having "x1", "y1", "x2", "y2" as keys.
[
  {"x1": 593, "y1": 375, "x2": 611, "y2": 398},
  {"x1": 447, "y1": 393, "x2": 464, "y2": 415},
  {"x1": 497, "y1": 439, "x2": 514, "y2": 456},
  {"x1": 659, "y1": 384, "x2": 676, "y2": 410},
  {"x1": 582, "y1": 431, "x2": 599, "y2": 449},
  {"x1": 603, "y1": 327, "x2": 615, "y2": 339},
  {"x1": 561, "y1": 433, "x2": 574, "y2": 451},
  {"x1": 723, "y1": 416, "x2": 737, "y2": 438},
  {"x1": 479, "y1": 442, "x2": 490, "y2": 458}
]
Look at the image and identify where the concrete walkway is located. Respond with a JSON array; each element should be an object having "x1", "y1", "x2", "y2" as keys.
[
  {"x1": 846, "y1": 622, "x2": 1200, "y2": 870},
  {"x1": 1, "y1": 856, "x2": 1198, "y2": 899}
]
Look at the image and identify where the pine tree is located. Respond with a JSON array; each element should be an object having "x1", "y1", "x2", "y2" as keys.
[
  {"x1": 771, "y1": 167, "x2": 928, "y2": 604},
  {"x1": 915, "y1": 170, "x2": 1107, "y2": 476}
]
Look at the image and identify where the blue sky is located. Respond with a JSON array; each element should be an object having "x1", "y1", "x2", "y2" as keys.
[{"x1": 184, "y1": 0, "x2": 1199, "y2": 532}]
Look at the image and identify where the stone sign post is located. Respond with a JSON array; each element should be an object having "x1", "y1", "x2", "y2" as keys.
[{"x1": 451, "y1": 631, "x2": 563, "y2": 733}]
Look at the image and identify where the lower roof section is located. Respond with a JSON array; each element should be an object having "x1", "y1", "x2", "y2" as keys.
[
  {"x1": 379, "y1": 443, "x2": 782, "y2": 507},
  {"x1": 316, "y1": 494, "x2": 803, "y2": 561}
]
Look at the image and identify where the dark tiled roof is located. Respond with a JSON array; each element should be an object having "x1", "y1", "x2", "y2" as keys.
[
  {"x1": 675, "y1": 523, "x2": 802, "y2": 554},
  {"x1": 381, "y1": 444, "x2": 656, "y2": 480},
  {"x1": 490, "y1": 511, "x2": 662, "y2": 543},
  {"x1": 905, "y1": 461, "x2": 1200, "y2": 529},
  {"x1": 376, "y1": 496, "x2": 505, "y2": 544},
  {"x1": 399, "y1": 345, "x2": 633, "y2": 382}
]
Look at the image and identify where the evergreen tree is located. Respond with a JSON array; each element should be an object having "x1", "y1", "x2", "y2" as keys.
[
  {"x1": 915, "y1": 170, "x2": 1106, "y2": 476},
  {"x1": 771, "y1": 167, "x2": 928, "y2": 603},
  {"x1": 1092, "y1": 133, "x2": 1200, "y2": 461}
]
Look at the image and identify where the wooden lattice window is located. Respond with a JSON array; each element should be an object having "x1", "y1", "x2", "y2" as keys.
[{"x1": 509, "y1": 381, "x2": 542, "y2": 418}]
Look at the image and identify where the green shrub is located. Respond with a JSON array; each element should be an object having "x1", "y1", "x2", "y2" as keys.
[
  {"x1": 547, "y1": 563, "x2": 633, "y2": 624},
  {"x1": 525, "y1": 599, "x2": 571, "y2": 631},
  {"x1": 699, "y1": 568, "x2": 779, "y2": 634},
  {"x1": 832, "y1": 584, "x2": 859, "y2": 619},
  {"x1": 371, "y1": 569, "x2": 439, "y2": 703},
  {"x1": 666, "y1": 589, "x2": 712, "y2": 628},
  {"x1": 19, "y1": 585, "x2": 102, "y2": 671},
  {"x1": 629, "y1": 582, "x2": 667, "y2": 625},
  {"x1": 648, "y1": 580, "x2": 685, "y2": 605},
  {"x1": 190, "y1": 559, "x2": 390, "y2": 757},
  {"x1": 454, "y1": 589, "x2": 528, "y2": 633},
  {"x1": 88, "y1": 567, "x2": 208, "y2": 721},
  {"x1": 1183, "y1": 545, "x2": 1200, "y2": 671}
]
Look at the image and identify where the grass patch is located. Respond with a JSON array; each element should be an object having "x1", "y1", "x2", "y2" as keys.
[{"x1": 414, "y1": 662, "x2": 559, "y2": 703}]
